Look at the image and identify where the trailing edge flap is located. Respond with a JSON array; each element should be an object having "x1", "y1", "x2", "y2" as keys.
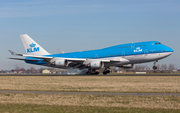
[
  {"x1": 22, "y1": 54, "x2": 53, "y2": 59},
  {"x1": 8, "y1": 51, "x2": 86, "y2": 62},
  {"x1": 9, "y1": 53, "x2": 86, "y2": 63},
  {"x1": 8, "y1": 58, "x2": 41, "y2": 61}
]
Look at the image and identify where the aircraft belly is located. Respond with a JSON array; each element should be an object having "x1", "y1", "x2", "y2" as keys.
[
  {"x1": 131, "y1": 53, "x2": 161, "y2": 63},
  {"x1": 158, "y1": 52, "x2": 173, "y2": 59},
  {"x1": 131, "y1": 52, "x2": 172, "y2": 63},
  {"x1": 144, "y1": 52, "x2": 172, "y2": 61},
  {"x1": 104, "y1": 52, "x2": 172, "y2": 67},
  {"x1": 104, "y1": 62, "x2": 125, "y2": 67}
]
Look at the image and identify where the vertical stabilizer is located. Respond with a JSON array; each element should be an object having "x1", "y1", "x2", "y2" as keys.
[{"x1": 20, "y1": 34, "x2": 49, "y2": 55}]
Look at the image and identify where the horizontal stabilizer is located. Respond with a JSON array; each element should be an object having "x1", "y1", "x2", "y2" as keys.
[{"x1": 8, "y1": 50, "x2": 23, "y2": 56}]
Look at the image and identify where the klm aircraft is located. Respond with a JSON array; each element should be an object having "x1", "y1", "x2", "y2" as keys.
[{"x1": 9, "y1": 34, "x2": 174, "y2": 75}]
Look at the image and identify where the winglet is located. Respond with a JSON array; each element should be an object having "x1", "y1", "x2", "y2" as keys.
[{"x1": 8, "y1": 50, "x2": 23, "y2": 56}]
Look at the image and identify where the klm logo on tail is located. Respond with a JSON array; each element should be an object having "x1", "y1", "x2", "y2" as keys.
[{"x1": 27, "y1": 43, "x2": 39, "y2": 53}]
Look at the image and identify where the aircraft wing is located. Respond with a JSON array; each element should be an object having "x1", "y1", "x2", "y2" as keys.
[
  {"x1": 8, "y1": 50, "x2": 111, "y2": 62},
  {"x1": 8, "y1": 58, "x2": 41, "y2": 61}
]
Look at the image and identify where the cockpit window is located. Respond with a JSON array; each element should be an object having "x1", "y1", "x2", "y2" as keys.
[{"x1": 155, "y1": 42, "x2": 161, "y2": 45}]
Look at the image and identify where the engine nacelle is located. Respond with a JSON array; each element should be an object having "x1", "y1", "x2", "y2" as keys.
[
  {"x1": 54, "y1": 59, "x2": 68, "y2": 67},
  {"x1": 118, "y1": 64, "x2": 134, "y2": 69},
  {"x1": 90, "y1": 61, "x2": 104, "y2": 69}
]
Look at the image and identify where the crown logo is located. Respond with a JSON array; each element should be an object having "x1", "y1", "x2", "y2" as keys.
[
  {"x1": 29, "y1": 43, "x2": 36, "y2": 48},
  {"x1": 136, "y1": 47, "x2": 140, "y2": 49}
]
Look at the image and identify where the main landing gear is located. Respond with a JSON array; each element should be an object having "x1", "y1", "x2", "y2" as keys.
[
  {"x1": 153, "y1": 61, "x2": 158, "y2": 70},
  {"x1": 86, "y1": 69, "x2": 99, "y2": 75},
  {"x1": 103, "y1": 67, "x2": 111, "y2": 75}
]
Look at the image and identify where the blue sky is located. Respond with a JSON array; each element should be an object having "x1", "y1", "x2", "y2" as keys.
[{"x1": 0, "y1": 0, "x2": 180, "y2": 69}]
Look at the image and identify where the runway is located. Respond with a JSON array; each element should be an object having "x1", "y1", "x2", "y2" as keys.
[
  {"x1": 0, "y1": 90, "x2": 179, "y2": 96},
  {"x1": 0, "y1": 73, "x2": 180, "y2": 76}
]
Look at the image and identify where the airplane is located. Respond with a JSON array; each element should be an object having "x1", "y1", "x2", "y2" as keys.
[{"x1": 8, "y1": 34, "x2": 174, "y2": 75}]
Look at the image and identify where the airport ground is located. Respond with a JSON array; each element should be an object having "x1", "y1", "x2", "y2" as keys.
[{"x1": 0, "y1": 74, "x2": 179, "y2": 113}]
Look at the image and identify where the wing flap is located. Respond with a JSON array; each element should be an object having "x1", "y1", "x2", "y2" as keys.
[
  {"x1": 8, "y1": 58, "x2": 41, "y2": 61},
  {"x1": 23, "y1": 55, "x2": 86, "y2": 62}
]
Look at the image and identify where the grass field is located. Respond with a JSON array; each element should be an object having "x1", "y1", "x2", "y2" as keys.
[
  {"x1": 1, "y1": 104, "x2": 180, "y2": 113},
  {"x1": 0, "y1": 76, "x2": 179, "y2": 93},
  {"x1": 0, "y1": 93, "x2": 179, "y2": 112},
  {"x1": 0, "y1": 76, "x2": 180, "y2": 112},
  {"x1": 0, "y1": 104, "x2": 180, "y2": 113}
]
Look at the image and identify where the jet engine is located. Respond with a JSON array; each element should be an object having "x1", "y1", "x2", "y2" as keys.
[
  {"x1": 54, "y1": 59, "x2": 68, "y2": 67},
  {"x1": 90, "y1": 61, "x2": 104, "y2": 69},
  {"x1": 118, "y1": 64, "x2": 134, "y2": 69}
]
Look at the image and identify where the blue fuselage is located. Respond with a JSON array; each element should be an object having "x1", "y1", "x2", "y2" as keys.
[{"x1": 25, "y1": 41, "x2": 173, "y2": 66}]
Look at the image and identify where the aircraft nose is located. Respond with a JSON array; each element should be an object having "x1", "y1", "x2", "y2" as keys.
[
  {"x1": 168, "y1": 47, "x2": 174, "y2": 52},
  {"x1": 170, "y1": 48, "x2": 174, "y2": 52},
  {"x1": 166, "y1": 47, "x2": 174, "y2": 55}
]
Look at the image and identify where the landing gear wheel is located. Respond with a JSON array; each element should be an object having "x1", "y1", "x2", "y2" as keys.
[
  {"x1": 86, "y1": 69, "x2": 99, "y2": 75},
  {"x1": 95, "y1": 71, "x2": 99, "y2": 75},
  {"x1": 106, "y1": 70, "x2": 110, "y2": 73},
  {"x1": 103, "y1": 72, "x2": 107, "y2": 75},
  {"x1": 153, "y1": 66, "x2": 157, "y2": 70},
  {"x1": 103, "y1": 67, "x2": 110, "y2": 75}
]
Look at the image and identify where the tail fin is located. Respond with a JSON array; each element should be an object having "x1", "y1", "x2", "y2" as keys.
[{"x1": 20, "y1": 34, "x2": 49, "y2": 55}]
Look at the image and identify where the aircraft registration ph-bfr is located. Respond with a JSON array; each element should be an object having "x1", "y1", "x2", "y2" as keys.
[{"x1": 8, "y1": 34, "x2": 174, "y2": 75}]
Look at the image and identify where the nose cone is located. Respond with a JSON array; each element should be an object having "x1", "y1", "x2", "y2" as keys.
[
  {"x1": 166, "y1": 46, "x2": 174, "y2": 56},
  {"x1": 159, "y1": 46, "x2": 173, "y2": 58},
  {"x1": 167, "y1": 47, "x2": 174, "y2": 52}
]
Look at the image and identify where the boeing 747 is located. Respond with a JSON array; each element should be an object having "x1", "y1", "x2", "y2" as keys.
[{"x1": 8, "y1": 34, "x2": 174, "y2": 75}]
